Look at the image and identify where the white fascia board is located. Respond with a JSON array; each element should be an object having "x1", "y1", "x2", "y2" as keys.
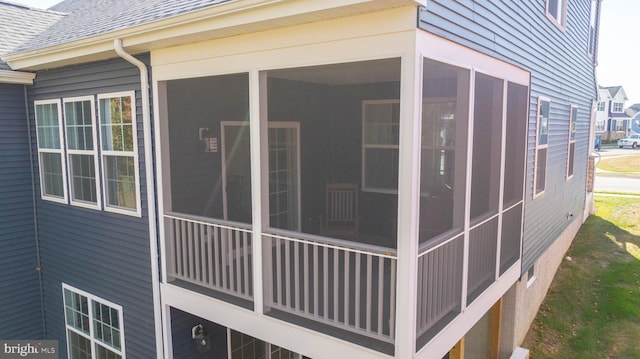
[
  {"x1": 0, "y1": 69, "x2": 35, "y2": 84},
  {"x1": 4, "y1": 0, "x2": 423, "y2": 71}
]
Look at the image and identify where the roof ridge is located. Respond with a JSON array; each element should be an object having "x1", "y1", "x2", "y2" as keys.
[{"x1": 0, "y1": 0, "x2": 68, "y2": 15}]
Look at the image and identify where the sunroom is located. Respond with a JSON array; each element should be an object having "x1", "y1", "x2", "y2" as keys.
[{"x1": 154, "y1": 7, "x2": 529, "y2": 358}]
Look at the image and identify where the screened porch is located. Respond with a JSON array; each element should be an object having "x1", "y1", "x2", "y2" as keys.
[{"x1": 157, "y1": 53, "x2": 527, "y2": 352}]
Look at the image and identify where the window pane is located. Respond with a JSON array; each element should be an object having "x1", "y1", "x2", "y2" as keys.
[
  {"x1": 104, "y1": 155, "x2": 137, "y2": 209},
  {"x1": 363, "y1": 101, "x2": 399, "y2": 145},
  {"x1": 41, "y1": 152, "x2": 64, "y2": 197},
  {"x1": 535, "y1": 148, "x2": 547, "y2": 194},
  {"x1": 419, "y1": 59, "x2": 470, "y2": 243},
  {"x1": 70, "y1": 154, "x2": 97, "y2": 203},
  {"x1": 64, "y1": 289, "x2": 90, "y2": 334},
  {"x1": 68, "y1": 331, "x2": 92, "y2": 359},
  {"x1": 568, "y1": 142, "x2": 575, "y2": 177},
  {"x1": 470, "y1": 73, "x2": 503, "y2": 221},
  {"x1": 100, "y1": 96, "x2": 133, "y2": 152},
  {"x1": 230, "y1": 331, "x2": 266, "y2": 359},
  {"x1": 548, "y1": 0, "x2": 560, "y2": 20},
  {"x1": 36, "y1": 103, "x2": 61, "y2": 149},
  {"x1": 570, "y1": 107, "x2": 577, "y2": 141},
  {"x1": 503, "y1": 83, "x2": 528, "y2": 207},
  {"x1": 96, "y1": 344, "x2": 122, "y2": 359},
  {"x1": 538, "y1": 100, "x2": 549, "y2": 145},
  {"x1": 93, "y1": 301, "x2": 121, "y2": 350},
  {"x1": 363, "y1": 148, "x2": 398, "y2": 191},
  {"x1": 66, "y1": 100, "x2": 94, "y2": 151}
]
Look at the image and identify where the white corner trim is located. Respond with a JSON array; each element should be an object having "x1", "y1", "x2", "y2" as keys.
[{"x1": 0, "y1": 69, "x2": 35, "y2": 84}]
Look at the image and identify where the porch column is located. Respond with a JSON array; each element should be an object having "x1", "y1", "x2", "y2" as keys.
[
  {"x1": 394, "y1": 34, "x2": 421, "y2": 358},
  {"x1": 249, "y1": 69, "x2": 266, "y2": 314}
]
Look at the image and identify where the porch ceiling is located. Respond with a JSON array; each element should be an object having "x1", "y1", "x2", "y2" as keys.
[{"x1": 268, "y1": 58, "x2": 400, "y2": 85}]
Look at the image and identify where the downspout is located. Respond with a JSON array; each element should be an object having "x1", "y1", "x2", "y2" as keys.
[
  {"x1": 24, "y1": 84, "x2": 47, "y2": 338},
  {"x1": 113, "y1": 38, "x2": 165, "y2": 359}
]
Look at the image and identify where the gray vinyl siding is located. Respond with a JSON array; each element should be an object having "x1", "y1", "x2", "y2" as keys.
[
  {"x1": 0, "y1": 83, "x2": 43, "y2": 339},
  {"x1": 27, "y1": 55, "x2": 157, "y2": 358},
  {"x1": 419, "y1": 0, "x2": 597, "y2": 272}
]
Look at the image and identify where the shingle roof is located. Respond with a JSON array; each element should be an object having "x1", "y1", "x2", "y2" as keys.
[
  {"x1": 0, "y1": 1, "x2": 64, "y2": 69},
  {"x1": 14, "y1": 0, "x2": 232, "y2": 52},
  {"x1": 627, "y1": 103, "x2": 640, "y2": 113},
  {"x1": 599, "y1": 85, "x2": 624, "y2": 99}
]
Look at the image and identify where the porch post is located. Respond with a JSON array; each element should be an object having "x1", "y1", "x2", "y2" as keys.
[
  {"x1": 394, "y1": 32, "x2": 421, "y2": 359},
  {"x1": 250, "y1": 69, "x2": 265, "y2": 315},
  {"x1": 489, "y1": 297, "x2": 503, "y2": 359}
]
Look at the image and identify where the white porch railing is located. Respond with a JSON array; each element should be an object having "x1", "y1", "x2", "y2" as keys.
[
  {"x1": 165, "y1": 212, "x2": 253, "y2": 301},
  {"x1": 264, "y1": 230, "x2": 397, "y2": 343},
  {"x1": 416, "y1": 233, "x2": 464, "y2": 339}
]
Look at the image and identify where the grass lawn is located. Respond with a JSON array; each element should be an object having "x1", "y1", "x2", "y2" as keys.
[
  {"x1": 522, "y1": 196, "x2": 640, "y2": 358},
  {"x1": 598, "y1": 152, "x2": 640, "y2": 173}
]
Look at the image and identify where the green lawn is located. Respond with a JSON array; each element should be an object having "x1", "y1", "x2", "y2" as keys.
[
  {"x1": 522, "y1": 196, "x2": 640, "y2": 358},
  {"x1": 597, "y1": 152, "x2": 640, "y2": 173}
]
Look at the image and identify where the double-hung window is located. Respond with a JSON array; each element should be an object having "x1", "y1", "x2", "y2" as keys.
[
  {"x1": 546, "y1": 0, "x2": 567, "y2": 29},
  {"x1": 362, "y1": 99, "x2": 400, "y2": 193},
  {"x1": 613, "y1": 102, "x2": 623, "y2": 112},
  {"x1": 98, "y1": 92, "x2": 140, "y2": 215},
  {"x1": 597, "y1": 101, "x2": 605, "y2": 111},
  {"x1": 35, "y1": 100, "x2": 67, "y2": 203},
  {"x1": 534, "y1": 97, "x2": 550, "y2": 197},
  {"x1": 567, "y1": 106, "x2": 577, "y2": 179},
  {"x1": 64, "y1": 97, "x2": 100, "y2": 208},
  {"x1": 63, "y1": 284, "x2": 125, "y2": 359}
]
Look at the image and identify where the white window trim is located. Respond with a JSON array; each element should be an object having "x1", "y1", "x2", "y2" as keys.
[
  {"x1": 361, "y1": 98, "x2": 400, "y2": 194},
  {"x1": 97, "y1": 91, "x2": 142, "y2": 217},
  {"x1": 545, "y1": 0, "x2": 568, "y2": 30},
  {"x1": 34, "y1": 99, "x2": 68, "y2": 204},
  {"x1": 533, "y1": 97, "x2": 550, "y2": 198},
  {"x1": 566, "y1": 105, "x2": 577, "y2": 180},
  {"x1": 63, "y1": 96, "x2": 102, "y2": 210},
  {"x1": 62, "y1": 283, "x2": 126, "y2": 359}
]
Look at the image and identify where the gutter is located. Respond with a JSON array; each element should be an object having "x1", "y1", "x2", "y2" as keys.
[
  {"x1": 113, "y1": 39, "x2": 165, "y2": 359},
  {"x1": 24, "y1": 84, "x2": 47, "y2": 338}
]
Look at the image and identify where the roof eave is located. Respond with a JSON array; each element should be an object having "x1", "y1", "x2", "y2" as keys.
[
  {"x1": 0, "y1": 69, "x2": 36, "y2": 84},
  {"x1": 2, "y1": 0, "x2": 425, "y2": 71}
]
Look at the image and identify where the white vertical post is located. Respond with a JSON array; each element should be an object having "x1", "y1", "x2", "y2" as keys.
[
  {"x1": 461, "y1": 70, "x2": 476, "y2": 311},
  {"x1": 250, "y1": 69, "x2": 265, "y2": 314},
  {"x1": 496, "y1": 81, "x2": 509, "y2": 279},
  {"x1": 394, "y1": 34, "x2": 421, "y2": 358}
]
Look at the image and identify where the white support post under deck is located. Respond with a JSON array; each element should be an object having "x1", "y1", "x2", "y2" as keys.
[{"x1": 394, "y1": 35, "x2": 421, "y2": 359}]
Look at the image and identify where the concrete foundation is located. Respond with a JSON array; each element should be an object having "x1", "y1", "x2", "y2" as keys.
[{"x1": 499, "y1": 214, "x2": 585, "y2": 358}]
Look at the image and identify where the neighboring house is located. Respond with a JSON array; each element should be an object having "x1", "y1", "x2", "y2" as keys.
[
  {"x1": 632, "y1": 113, "x2": 640, "y2": 134},
  {"x1": 0, "y1": 1, "x2": 601, "y2": 359},
  {"x1": 595, "y1": 85, "x2": 631, "y2": 141},
  {"x1": 626, "y1": 103, "x2": 640, "y2": 134}
]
